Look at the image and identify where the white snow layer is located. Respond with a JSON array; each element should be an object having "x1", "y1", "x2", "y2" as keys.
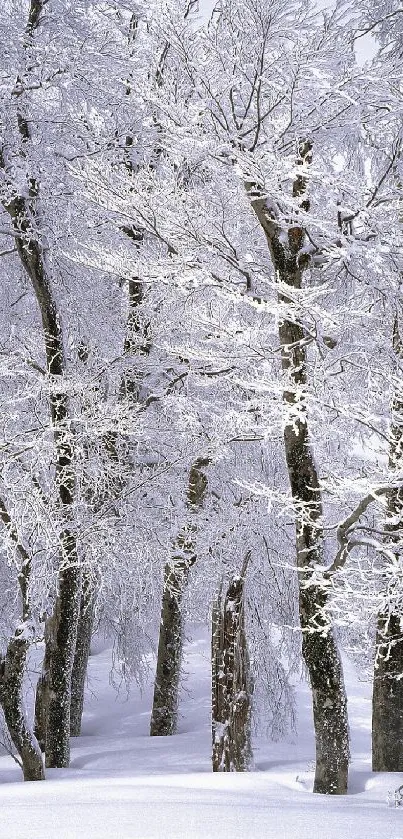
[{"x1": 0, "y1": 627, "x2": 402, "y2": 839}]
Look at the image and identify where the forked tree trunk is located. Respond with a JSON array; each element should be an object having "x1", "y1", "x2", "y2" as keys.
[
  {"x1": 150, "y1": 457, "x2": 209, "y2": 736},
  {"x1": 247, "y1": 142, "x2": 349, "y2": 794},
  {"x1": 372, "y1": 314, "x2": 403, "y2": 771},
  {"x1": 212, "y1": 560, "x2": 252, "y2": 772}
]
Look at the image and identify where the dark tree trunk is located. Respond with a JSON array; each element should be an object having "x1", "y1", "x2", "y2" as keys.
[
  {"x1": 3, "y1": 177, "x2": 80, "y2": 769},
  {"x1": 0, "y1": 636, "x2": 45, "y2": 781},
  {"x1": 150, "y1": 458, "x2": 209, "y2": 736},
  {"x1": 373, "y1": 614, "x2": 403, "y2": 771},
  {"x1": 70, "y1": 573, "x2": 96, "y2": 737},
  {"x1": 300, "y1": 589, "x2": 349, "y2": 794},
  {"x1": 34, "y1": 618, "x2": 52, "y2": 752},
  {"x1": 1, "y1": 0, "x2": 81, "y2": 770},
  {"x1": 212, "y1": 561, "x2": 252, "y2": 772},
  {"x1": 16, "y1": 234, "x2": 80, "y2": 769},
  {"x1": 120, "y1": 275, "x2": 151, "y2": 401},
  {"x1": 247, "y1": 142, "x2": 349, "y2": 794},
  {"x1": 149, "y1": 563, "x2": 185, "y2": 736},
  {"x1": 0, "y1": 498, "x2": 45, "y2": 780},
  {"x1": 280, "y1": 319, "x2": 349, "y2": 795},
  {"x1": 372, "y1": 317, "x2": 403, "y2": 771},
  {"x1": 45, "y1": 557, "x2": 81, "y2": 768}
]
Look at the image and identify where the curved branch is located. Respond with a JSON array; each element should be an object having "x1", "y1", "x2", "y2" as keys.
[{"x1": 324, "y1": 487, "x2": 391, "y2": 578}]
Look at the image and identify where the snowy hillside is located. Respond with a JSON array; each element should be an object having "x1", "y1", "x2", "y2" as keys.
[{"x1": 0, "y1": 627, "x2": 402, "y2": 839}]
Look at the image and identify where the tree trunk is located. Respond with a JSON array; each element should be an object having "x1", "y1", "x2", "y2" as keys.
[
  {"x1": 34, "y1": 617, "x2": 52, "y2": 752},
  {"x1": 1, "y1": 0, "x2": 81, "y2": 769},
  {"x1": 5, "y1": 197, "x2": 81, "y2": 767},
  {"x1": 14, "y1": 229, "x2": 80, "y2": 768},
  {"x1": 299, "y1": 589, "x2": 349, "y2": 793},
  {"x1": 0, "y1": 498, "x2": 45, "y2": 780},
  {"x1": 150, "y1": 457, "x2": 209, "y2": 736},
  {"x1": 70, "y1": 572, "x2": 96, "y2": 737},
  {"x1": 212, "y1": 561, "x2": 252, "y2": 772},
  {"x1": 0, "y1": 636, "x2": 45, "y2": 781},
  {"x1": 372, "y1": 314, "x2": 403, "y2": 771},
  {"x1": 45, "y1": 557, "x2": 81, "y2": 768},
  {"x1": 120, "y1": 275, "x2": 151, "y2": 401},
  {"x1": 372, "y1": 614, "x2": 403, "y2": 771},
  {"x1": 280, "y1": 320, "x2": 349, "y2": 794},
  {"x1": 149, "y1": 563, "x2": 185, "y2": 736},
  {"x1": 35, "y1": 568, "x2": 94, "y2": 747},
  {"x1": 247, "y1": 142, "x2": 349, "y2": 794}
]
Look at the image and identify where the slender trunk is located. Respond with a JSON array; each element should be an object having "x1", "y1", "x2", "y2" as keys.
[
  {"x1": 45, "y1": 551, "x2": 80, "y2": 768},
  {"x1": 70, "y1": 571, "x2": 96, "y2": 737},
  {"x1": 212, "y1": 559, "x2": 252, "y2": 772},
  {"x1": 246, "y1": 142, "x2": 349, "y2": 794},
  {"x1": 150, "y1": 457, "x2": 209, "y2": 736},
  {"x1": 372, "y1": 315, "x2": 403, "y2": 771},
  {"x1": 0, "y1": 0, "x2": 81, "y2": 769},
  {"x1": 27, "y1": 269, "x2": 80, "y2": 766},
  {"x1": 13, "y1": 226, "x2": 81, "y2": 768},
  {"x1": 34, "y1": 624, "x2": 51, "y2": 752},
  {"x1": 67, "y1": 253, "x2": 149, "y2": 736},
  {"x1": 0, "y1": 498, "x2": 45, "y2": 780}
]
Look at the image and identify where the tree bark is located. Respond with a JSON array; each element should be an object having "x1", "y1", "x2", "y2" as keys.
[
  {"x1": 0, "y1": 0, "x2": 81, "y2": 766},
  {"x1": 149, "y1": 563, "x2": 185, "y2": 736},
  {"x1": 10, "y1": 209, "x2": 81, "y2": 767},
  {"x1": 150, "y1": 457, "x2": 209, "y2": 736},
  {"x1": 212, "y1": 559, "x2": 252, "y2": 772},
  {"x1": 34, "y1": 623, "x2": 51, "y2": 753},
  {"x1": 246, "y1": 142, "x2": 349, "y2": 794},
  {"x1": 0, "y1": 636, "x2": 45, "y2": 781},
  {"x1": 372, "y1": 614, "x2": 403, "y2": 771},
  {"x1": 372, "y1": 314, "x2": 403, "y2": 771},
  {"x1": 0, "y1": 497, "x2": 45, "y2": 780},
  {"x1": 44, "y1": 550, "x2": 81, "y2": 768},
  {"x1": 279, "y1": 307, "x2": 349, "y2": 795},
  {"x1": 70, "y1": 571, "x2": 96, "y2": 737}
]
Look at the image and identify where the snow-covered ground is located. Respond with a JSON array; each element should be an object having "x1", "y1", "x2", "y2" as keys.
[{"x1": 1, "y1": 627, "x2": 402, "y2": 839}]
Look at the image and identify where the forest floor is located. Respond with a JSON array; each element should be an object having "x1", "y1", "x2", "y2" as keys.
[{"x1": 0, "y1": 625, "x2": 402, "y2": 838}]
